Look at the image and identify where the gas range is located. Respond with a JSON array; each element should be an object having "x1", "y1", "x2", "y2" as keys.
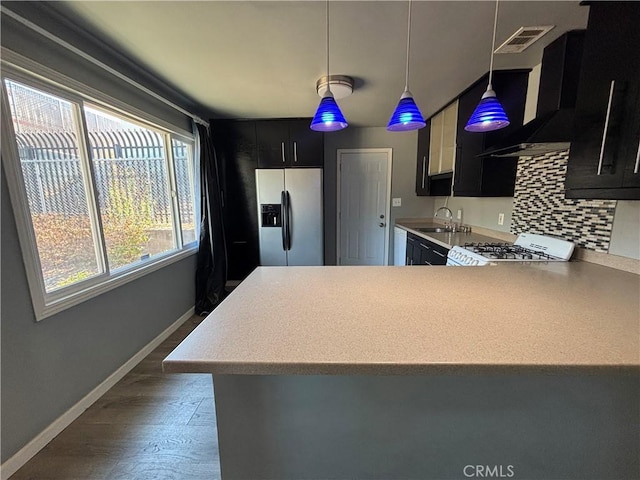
[{"x1": 446, "y1": 233, "x2": 575, "y2": 266}]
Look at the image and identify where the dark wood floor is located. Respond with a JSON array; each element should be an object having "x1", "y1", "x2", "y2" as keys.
[{"x1": 10, "y1": 315, "x2": 221, "y2": 480}]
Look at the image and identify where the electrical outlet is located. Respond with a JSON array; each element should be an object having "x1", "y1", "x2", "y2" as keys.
[
  {"x1": 457, "y1": 209, "x2": 462, "y2": 220},
  {"x1": 498, "y1": 213, "x2": 505, "y2": 226},
  {"x1": 392, "y1": 198, "x2": 402, "y2": 207}
]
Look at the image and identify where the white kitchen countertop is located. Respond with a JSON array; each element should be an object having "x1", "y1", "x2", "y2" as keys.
[{"x1": 163, "y1": 263, "x2": 640, "y2": 375}]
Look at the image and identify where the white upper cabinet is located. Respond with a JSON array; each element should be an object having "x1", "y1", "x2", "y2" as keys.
[{"x1": 428, "y1": 100, "x2": 458, "y2": 175}]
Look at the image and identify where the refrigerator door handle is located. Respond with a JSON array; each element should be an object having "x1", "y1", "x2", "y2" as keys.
[
  {"x1": 280, "y1": 190, "x2": 288, "y2": 251},
  {"x1": 285, "y1": 190, "x2": 292, "y2": 250}
]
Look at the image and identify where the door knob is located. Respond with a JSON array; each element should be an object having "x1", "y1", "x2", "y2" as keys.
[{"x1": 379, "y1": 222, "x2": 385, "y2": 227}]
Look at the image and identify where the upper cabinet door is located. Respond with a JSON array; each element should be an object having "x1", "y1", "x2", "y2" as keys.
[
  {"x1": 454, "y1": 80, "x2": 486, "y2": 196},
  {"x1": 622, "y1": 86, "x2": 640, "y2": 188},
  {"x1": 440, "y1": 102, "x2": 458, "y2": 173},
  {"x1": 565, "y1": 2, "x2": 640, "y2": 199},
  {"x1": 415, "y1": 123, "x2": 430, "y2": 195},
  {"x1": 257, "y1": 119, "x2": 323, "y2": 168},
  {"x1": 453, "y1": 70, "x2": 529, "y2": 197},
  {"x1": 428, "y1": 113, "x2": 444, "y2": 176},
  {"x1": 257, "y1": 120, "x2": 289, "y2": 168},
  {"x1": 288, "y1": 119, "x2": 324, "y2": 168},
  {"x1": 427, "y1": 100, "x2": 459, "y2": 177}
]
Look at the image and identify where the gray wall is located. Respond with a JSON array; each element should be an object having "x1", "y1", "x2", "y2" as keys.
[
  {"x1": 1, "y1": 166, "x2": 197, "y2": 462},
  {"x1": 610, "y1": 201, "x2": 640, "y2": 259},
  {"x1": 323, "y1": 127, "x2": 434, "y2": 265}
]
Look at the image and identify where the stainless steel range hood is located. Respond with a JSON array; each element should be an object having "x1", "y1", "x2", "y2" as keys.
[
  {"x1": 482, "y1": 30, "x2": 585, "y2": 158},
  {"x1": 483, "y1": 109, "x2": 574, "y2": 157}
]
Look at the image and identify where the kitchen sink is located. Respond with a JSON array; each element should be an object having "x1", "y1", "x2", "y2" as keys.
[{"x1": 415, "y1": 227, "x2": 452, "y2": 233}]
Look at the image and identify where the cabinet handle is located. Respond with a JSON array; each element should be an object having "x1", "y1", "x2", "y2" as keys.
[
  {"x1": 433, "y1": 250, "x2": 446, "y2": 258},
  {"x1": 597, "y1": 80, "x2": 616, "y2": 176},
  {"x1": 421, "y1": 156, "x2": 426, "y2": 189},
  {"x1": 419, "y1": 243, "x2": 430, "y2": 249},
  {"x1": 281, "y1": 142, "x2": 286, "y2": 163},
  {"x1": 293, "y1": 142, "x2": 298, "y2": 163},
  {"x1": 634, "y1": 136, "x2": 640, "y2": 174}
]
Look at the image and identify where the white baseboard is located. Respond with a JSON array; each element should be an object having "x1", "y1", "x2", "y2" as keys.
[{"x1": 0, "y1": 307, "x2": 195, "y2": 480}]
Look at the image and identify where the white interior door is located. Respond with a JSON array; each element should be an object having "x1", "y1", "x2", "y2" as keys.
[{"x1": 338, "y1": 149, "x2": 391, "y2": 265}]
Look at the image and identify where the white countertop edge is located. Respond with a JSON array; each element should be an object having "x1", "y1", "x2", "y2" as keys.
[{"x1": 163, "y1": 360, "x2": 640, "y2": 376}]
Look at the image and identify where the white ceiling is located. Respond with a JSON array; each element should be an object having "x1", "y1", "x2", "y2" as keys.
[{"x1": 62, "y1": 1, "x2": 589, "y2": 127}]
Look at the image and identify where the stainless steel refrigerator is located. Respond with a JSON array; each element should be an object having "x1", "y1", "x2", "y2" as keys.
[{"x1": 256, "y1": 168, "x2": 323, "y2": 266}]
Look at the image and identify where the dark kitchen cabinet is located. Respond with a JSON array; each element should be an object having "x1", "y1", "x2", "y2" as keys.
[
  {"x1": 256, "y1": 119, "x2": 324, "y2": 168},
  {"x1": 211, "y1": 120, "x2": 260, "y2": 281},
  {"x1": 415, "y1": 122, "x2": 430, "y2": 195},
  {"x1": 565, "y1": 2, "x2": 640, "y2": 200},
  {"x1": 418, "y1": 237, "x2": 449, "y2": 265},
  {"x1": 406, "y1": 233, "x2": 449, "y2": 266},
  {"x1": 406, "y1": 233, "x2": 417, "y2": 265},
  {"x1": 212, "y1": 117, "x2": 324, "y2": 279},
  {"x1": 453, "y1": 70, "x2": 529, "y2": 197}
]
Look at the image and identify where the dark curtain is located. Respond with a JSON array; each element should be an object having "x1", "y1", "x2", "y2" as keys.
[{"x1": 195, "y1": 123, "x2": 227, "y2": 315}]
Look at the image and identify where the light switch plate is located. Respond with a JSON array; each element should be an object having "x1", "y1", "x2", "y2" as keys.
[
  {"x1": 498, "y1": 213, "x2": 505, "y2": 225},
  {"x1": 457, "y1": 209, "x2": 462, "y2": 220},
  {"x1": 392, "y1": 198, "x2": 401, "y2": 207}
]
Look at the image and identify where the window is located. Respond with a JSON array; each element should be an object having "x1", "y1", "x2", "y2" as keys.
[
  {"x1": 172, "y1": 138, "x2": 197, "y2": 245},
  {"x1": 84, "y1": 105, "x2": 178, "y2": 271},
  {"x1": 2, "y1": 73, "x2": 198, "y2": 319}
]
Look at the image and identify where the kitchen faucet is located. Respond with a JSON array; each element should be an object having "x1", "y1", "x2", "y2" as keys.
[{"x1": 434, "y1": 206, "x2": 454, "y2": 226}]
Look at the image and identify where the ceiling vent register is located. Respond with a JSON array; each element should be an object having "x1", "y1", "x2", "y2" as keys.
[{"x1": 495, "y1": 26, "x2": 555, "y2": 54}]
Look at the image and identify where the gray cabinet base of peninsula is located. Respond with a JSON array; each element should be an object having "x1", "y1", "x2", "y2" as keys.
[{"x1": 212, "y1": 372, "x2": 638, "y2": 480}]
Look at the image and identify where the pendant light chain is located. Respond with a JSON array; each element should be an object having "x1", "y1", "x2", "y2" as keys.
[
  {"x1": 488, "y1": 0, "x2": 500, "y2": 88},
  {"x1": 404, "y1": 0, "x2": 413, "y2": 91},
  {"x1": 326, "y1": 0, "x2": 331, "y2": 93}
]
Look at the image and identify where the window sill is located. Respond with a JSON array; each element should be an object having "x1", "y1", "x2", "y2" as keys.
[{"x1": 36, "y1": 245, "x2": 198, "y2": 321}]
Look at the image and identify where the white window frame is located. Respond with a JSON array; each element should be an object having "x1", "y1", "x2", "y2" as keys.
[{"x1": 1, "y1": 64, "x2": 199, "y2": 321}]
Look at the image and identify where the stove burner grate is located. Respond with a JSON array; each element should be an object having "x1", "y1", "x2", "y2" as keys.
[{"x1": 463, "y1": 242, "x2": 556, "y2": 261}]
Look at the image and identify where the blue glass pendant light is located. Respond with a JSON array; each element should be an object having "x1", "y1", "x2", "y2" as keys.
[
  {"x1": 387, "y1": 90, "x2": 426, "y2": 131},
  {"x1": 465, "y1": 88, "x2": 509, "y2": 132},
  {"x1": 465, "y1": 0, "x2": 510, "y2": 133},
  {"x1": 311, "y1": 0, "x2": 348, "y2": 132},
  {"x1": 311, "y1": 90, "x2": 348, "y2": 131},
  {"x1": 387, "y1": 0, "x2": 426, "y2": 132}
]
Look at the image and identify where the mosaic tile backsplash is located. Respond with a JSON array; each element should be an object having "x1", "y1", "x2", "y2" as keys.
[{"x1": 511, "y1": 150, "x2": 617, "y2": 253}]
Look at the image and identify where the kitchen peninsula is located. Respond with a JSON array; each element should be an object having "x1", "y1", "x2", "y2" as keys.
[{"x1": 163, "y1": 264, "x2": 639, "y2": 480}]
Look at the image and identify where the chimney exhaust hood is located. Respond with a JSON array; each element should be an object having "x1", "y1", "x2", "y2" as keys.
[{"x1": 482, "y1": 30, "x2": 585, "y2": 158}]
